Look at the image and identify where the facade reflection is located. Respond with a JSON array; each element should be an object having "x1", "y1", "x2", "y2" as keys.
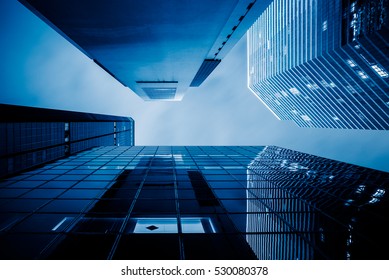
[
  {"x1": 246, "y1": 146, "x2": 389, "y2": 259},
  {"x1": 0, "y1": 146, "x2": 388, "y2": 259}
]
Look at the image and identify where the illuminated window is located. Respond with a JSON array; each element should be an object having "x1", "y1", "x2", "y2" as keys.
[
  {"x1": 346, "y1": 59, "x2": 356, "y2": 67},
  {"x1": 322, "y1": 20, "x2": 328, "y2": 31},
  {"x1": 357, "y1": 71, "x2": 368, "y2": 79},
  {"x1": 306, "y1": 83, "x2": 319, "y2": 90},
  {"x1": 355, "y1": 185, "x2": 366, "y2": 194},
  {"x1": 351, "y1": 2, "x2": 356, "y2": 12},
  {"x1": 371, "y1": 65, "x2": 388, "y2": 78},
  {"x1": 289, "y1": 87, "x2": 300, "y2": 95},
  {"x1": 281, "y1": 90, "x2": 288, "y2": 97}
]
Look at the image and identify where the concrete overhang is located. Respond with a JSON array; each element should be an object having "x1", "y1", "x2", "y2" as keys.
[{"x1": 19, "y1": 0, "x2": 263, "y2": 101}]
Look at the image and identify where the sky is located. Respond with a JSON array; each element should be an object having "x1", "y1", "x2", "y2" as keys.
[{"x1": 1, "y1": 1, "x2": 389, "y2": 172}]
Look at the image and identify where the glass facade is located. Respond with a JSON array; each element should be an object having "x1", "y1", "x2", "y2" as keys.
[
  {"x1": 0, "y1": 104, "x2": 134, "y2": 178},
  {"x1": 0, "y1": 145, "x2": 388, "y2": 260},
  {"x1": 248, "y1": 0, "x2": 389, "y2": 129},
  {"x1": 247, "y1": 146, "x2": 389, "y2": 259}
]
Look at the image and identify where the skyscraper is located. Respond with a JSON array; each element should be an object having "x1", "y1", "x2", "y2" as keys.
[
  {"x1": 19, "y1": 0, "x2": 269, "y2": 101},
  {"x1": 0, "y1": 104, "x2": 134, "y2": 178},
  {"x1": 247, "y1": 146, "x2": 389, "y2": 259},
  {"x1": 0, "y1": 145, "x2": 388, "y2": 260},
  {"x1": 248, "y1": 0, "x2": 389, "y2": 129}
]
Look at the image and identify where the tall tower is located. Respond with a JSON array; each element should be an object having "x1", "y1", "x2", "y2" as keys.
[
  {"x1": 19, "y1": 0, "x2": 268, "y2": 101},
  {"x1": 0, "y1": 104, "x2": 134, "y2": 178},
  {"x1": 246, "y1": 146, "x2": 389, "y2": 259},
  {"x1": 248, "y1": 0, "x2": 389, "y2": 129}
]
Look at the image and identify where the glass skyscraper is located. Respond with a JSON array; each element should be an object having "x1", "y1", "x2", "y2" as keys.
[
  {"x1": 0, "y1": 145, "x2": 388, "y2": 260},
  {"x1": 248, "y1": 0, "x2": 389, "y2": 129},
  {"x1": 0, "y1": 104, "x2": 134, "y2": 178},
  {"x1": 247, "y1": 146, "x2": 388, "y2": 259}
]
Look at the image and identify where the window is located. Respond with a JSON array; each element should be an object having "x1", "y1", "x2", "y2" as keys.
[
  {"x1": 322, "y1": 20, "x2": 328, "y2": 31},
  {"x1": 357, "y1": 70, "x2": 368, "y2": 79},
  {"x1": 301, "y1": 115, "x2": 311, "y2": 121},
  {"x1": 289, "y1": 87, "x2": 300, "y2": 95},
  {"x1": 346, "y1": 59, "x2": 356, "y2": 67},
  {"x1": 371, "y1": 65, "x2": 388, "y2": 78},
  {"x1": 130, "y1": 217, "x2": 216, "y2": 233}
]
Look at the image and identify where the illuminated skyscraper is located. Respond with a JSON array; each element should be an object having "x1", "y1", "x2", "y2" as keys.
[
  {"x1": 248, "y1": 0, "x2": 389, "y2": 129},
  {"x1": 19, "y1": 0, "x2": 268, "y2": 101},
  {"x1": 246, "y1": 146, "x2": 389, "y2": 260},
  {"x1": 0, "y1": 104, "x2": 134, "y2": 178}
]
